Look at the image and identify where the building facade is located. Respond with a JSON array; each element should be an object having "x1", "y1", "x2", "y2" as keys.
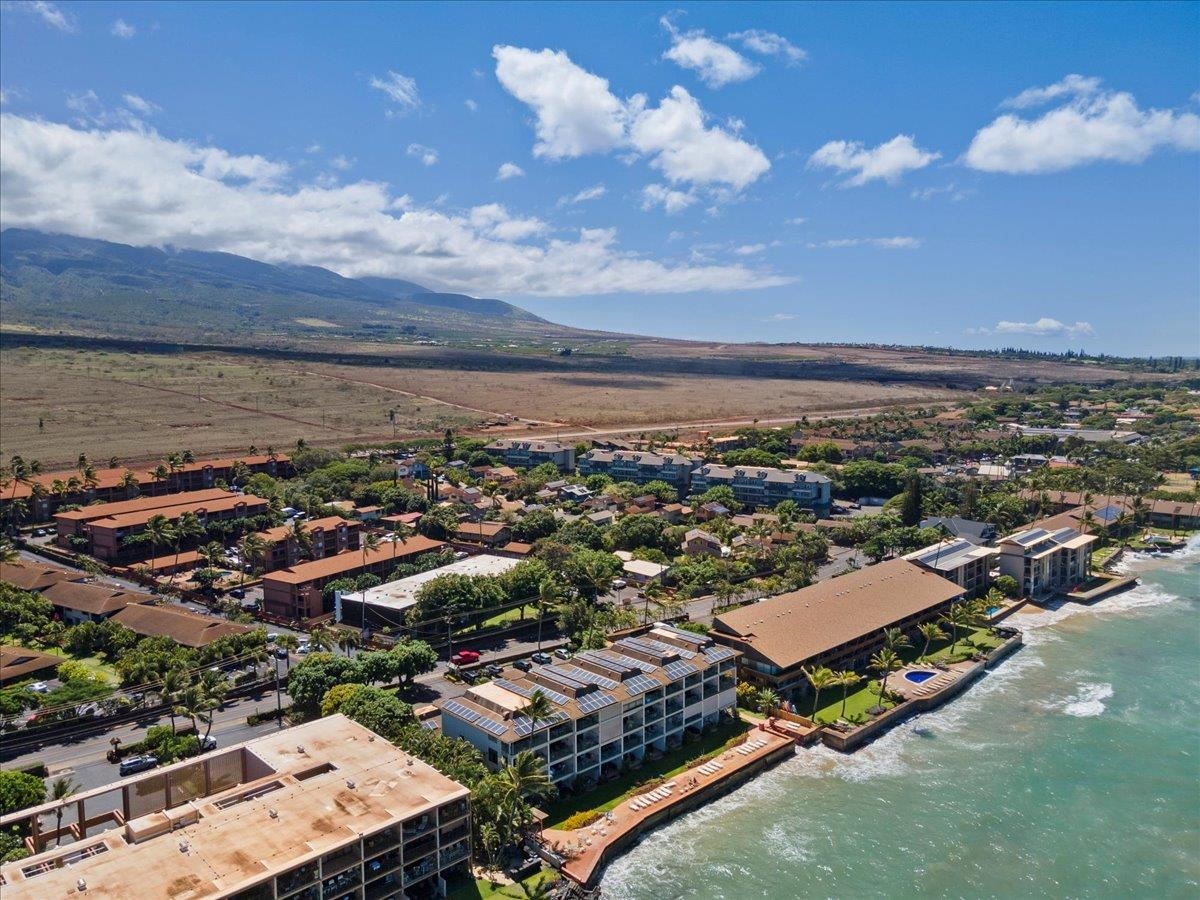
[
  {"x1": 903, "y1": 539, "x2": 995, "y2": 599},
  {"x1": 688, "y1": 464, "x2": 832, "y2": 515},
  {"x1": 257, "y1": 516, "x2": 362, "y2": 572},
  {"x1": 438, "y1": 625, "x2": 738, "y2": 788},
  {"x1": 578, "y1": 450, "x2": 701, "y2": 491},
  {"x1": 996, "y1": 526, "x2": 1096, "y2": 598},
  {"x1": 484, "y1": 440, "x2": 576, "y2": 472}
]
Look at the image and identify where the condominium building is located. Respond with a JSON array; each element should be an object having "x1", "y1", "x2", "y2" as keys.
[
  {"x1": 484, "y1": 440, "x2": 576, "y2": 472},
  {"x1": 688, "y1": 464, "x2": 832, "y2": 515},
  {"x1": 256, "y1": 516, "x2": 362, "y2": 572},
  {"x1": 996, "y1": 526, "x2": 1096, "y2": 598},
  {"x1": 0, "y1": 716, "x2": 471, "y2": 900},
  {"x1": 577, "y1": 450, "x2": 701, "y2": 491},
  {"x1": 438, "y1": 624, "x2": 738, "y2": 787},
  {"x1": 903, "y1": 539, "x2": 995, "y2": 598}
]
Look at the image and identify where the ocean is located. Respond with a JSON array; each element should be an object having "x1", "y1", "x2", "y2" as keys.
[{"x1": 601, "y1": 540, "x2": 1200, "y2": 899}]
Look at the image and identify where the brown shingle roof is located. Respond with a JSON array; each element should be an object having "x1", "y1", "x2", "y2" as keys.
[
  {"x1": 109, "y1": 604, "x2": 255, "y2": 647},
  {"x1": 0, "y1": 645, "x2": 61, "y2": 684},
  {"x1": 41, "y1": 581, "x2": 153, "y2": 616},
  {"x1": 88, "y1": 494, "x2": 269, "y2": 529},
  {"x1": 262, "y1": 536, "x2": 445, "y2": 585},
  {"x1": 712, "y1": 559, "x2": 964, "y2": 671},
  {"x1": 53, "y1": 488, "x2": 235, "y2": 522},
  {"x1": 0, "y1": 561, "x2": 85, "y2": 592},
  {"x1": 256, "y1": 515, "x2": 354, "y2": 544}
]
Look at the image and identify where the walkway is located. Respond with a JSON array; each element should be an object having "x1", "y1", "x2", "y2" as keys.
[{"x1": 544, "y1": 728, "x2": 792, "y2": 888}]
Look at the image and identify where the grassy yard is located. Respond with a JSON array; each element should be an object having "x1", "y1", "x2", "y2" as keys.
[
  {"x1": 19, "y1": 647, "x2": 120, "y2": 685},
  {"x1": 445, "y1": 870, "x2": 555, "y2": 900},
  {"x1": 459, "y1": 604, "x2": 540, "y2": 635},
  {"x1": 541, "y1": 718, "x2": 752, "y2": 828}
]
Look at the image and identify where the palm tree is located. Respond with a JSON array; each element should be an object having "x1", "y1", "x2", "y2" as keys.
[
  {"x1": 143, "y1": 514, "x2": 176, "y2": 568},
  {"x1": 498, "y1": 749, "x2": 553, "y2": 803},
  {"x1": 337, "y1": 631, "x2": 360, "y2": 657},
  {"x1": 801, "y1": 666, "x2": 838, "y2": 722},
  {"x1": 308, "y1": 626, "x2": 337, "y2": 653},
  {"x1": 835, "y1": 670, "x2": 863, "y2": 719},
  {"x1": 536, "y1": 577, "x2": 562, "y2": 651},
  {"x1": 882, "y1": 627, "x2": 912, "y2": 655},
  {"x1": 173, "y1": 511, "x2": 204, "y2": 573},
  {"x1": 360, "y1": 531, "x2": 381, "y2": 572},
  {"x1": 870, "y1": 648, "x2": 902, "y2": 708},
  {"x1": 940, "y1": 603, "x2": 975, "y2": 654},
  {"x1": 49, "y1": 776, "x2": 78, "y2": 846},
  {"x1": 389, "y1": 521, "x2": 413, "y2": 564},
  {"x1": 120, "y1": 471, "x2": 140, "y2": 499},
  {"x1": 917, "y1": 622, "x2": 945, "y2": 659},
  {"x1": 198, "y1": 541, "x2": 225, "y2": 569},
  {"x1": 517, "y1": 690, "x2": 557, "y2": 731},
  {"x1": 237, "y1": 532, "x2": 269, "y2": 588},
  {"x1": 275, "y1": 634, "x2": 299, "y2": 671},
  {"x1": 290, "y1": 519, "x2": 314, "y2": 562},
  {"x1": 151, "y1": 464, "x2": 169, "y2": 494},
  {"x1": 174, "y1": 685, "x2": 205, "y2": 734},
  {"x1": 157, "y1": 669, "x2": 187, "y2": 729},
  {"x1": 753, "y1": 687, "x2": 781, "y2": 717}
]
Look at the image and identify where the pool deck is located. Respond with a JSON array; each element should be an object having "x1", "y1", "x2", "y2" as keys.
[
  {"x1": 543, "y1": 728, "x2": 794, "y2": 889},
  {"x1": 888, "y1": 660, "x2": 976, "y2": 702}
]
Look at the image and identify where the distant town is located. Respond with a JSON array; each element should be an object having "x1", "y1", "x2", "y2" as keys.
[{"x1": 1, "y1": 380, "x2": 1198, "y2": 898}]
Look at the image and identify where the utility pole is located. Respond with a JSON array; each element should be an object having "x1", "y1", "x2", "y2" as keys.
[{"x1": 274, "y1": 656, "x2": 283, "y2": 728}]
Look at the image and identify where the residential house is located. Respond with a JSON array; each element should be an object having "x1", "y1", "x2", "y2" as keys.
[
  {"x1": 256, "y1": 516, "x2": 361, "y2": 572},
  {"x1": 453, "y1": 520, "x2": 511, "y2": 548},
  {"x1": 682, "y1": 528, "x2": 723, "y2": 557},
  {"x1": 109, "y1": 603, "x2": 256, "y2": 647},
  {"x1": 40, "y1": 581, "x2": 154, "y2": 625},
  {"x1": 920, "y1": 516, "x2": 998, "y2": 546},
  {"x1": 0, "y1": 561, "x2": 85, "y2": 593},
  {"x1": 0, "y1": 646, "x2": 61, "y2": 685}
]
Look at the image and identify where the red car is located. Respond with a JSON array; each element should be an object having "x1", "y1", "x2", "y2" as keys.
[{"x1": 451, "y1": 650, "x2": 480, "y2": 665}]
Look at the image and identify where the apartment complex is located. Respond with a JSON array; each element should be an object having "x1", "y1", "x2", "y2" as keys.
[
  {"x1": 688, "y1": 464, "x2": 832, "y2": 515},
  {"x1": 578, "y1": 449, "x2": 701, "y2": 491},
  {"x1": 56, "y1": 490, "x2": 271, "y2": 563},
  {"x1": 262, "y1": 536, "x2": 446, "y2": 620},
  {"x1": 256, "y1": 516, "x2": 362, "y2": 572},
  {"x1": 996, "y1": 526, "x2": 1096, "y2": 598},
  {"x1": 903, "y1": 539, "x2": 995, "y2": 598},
  {"x1": 484, "y1": 439, "x2": 576, "y2": 472},
  {"x1": 438, "y1": 624, "x2": 738, "y2": 787},
  {"x1": 711, "y1": 559, "x2": 964, "y2": 701},
  {"x1": 0, "y1": 716, "x2": 471, "y2": 900}
]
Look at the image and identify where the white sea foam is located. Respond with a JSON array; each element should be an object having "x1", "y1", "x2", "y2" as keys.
[{"x1": 1058, "y1": 681, "x2": 1114, "y2": 717}]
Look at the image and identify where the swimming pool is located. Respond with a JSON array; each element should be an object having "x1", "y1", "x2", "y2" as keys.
[{"x1": 904, "y1": 670, "x2": 937, "y2": 684}]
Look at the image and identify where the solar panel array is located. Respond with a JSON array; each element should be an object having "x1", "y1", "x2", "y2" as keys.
[
  {"x1": 623, "y1": 673, "x2": 661, "y2": 696},
  {"x1": 576, "y1": 691, "x2": 617, "y2": 713},
  {"x1": 493, "y1": 678, "x2": 569, "y2": 706},
  {"x1": 574, "y1": 650, "x2": 635, "y2": 677},
  {"x1": 442, "y1": 700, "x2": 480, "y2": 723},
  {"x1": 588, "y1": 649, "x2": 656, "y2": 673},
  {"x1": 663, "y1": 660, "x2": 698, "y2": 681},
  {"x1": 1014, "y1": 528, "x2": 1049, "y2": 545},
  {"x1": 477, "y1": 715, "x2": 507, "y2": 737},
  {"x1": 638, "y1": 636, "x2": 697, "y2": 659},
  {"x1": 513, "y1": 710, "x2": 569, "y2": 736},
  {"x1": 558, "y1": 665, "x2": 618, "y2": 691},
  {"x1": 703, "y1": 645, "x2": 736, "y2": 663},
  {"x1": 533, "y1": 668, "x2": 591, "y2": 693}
]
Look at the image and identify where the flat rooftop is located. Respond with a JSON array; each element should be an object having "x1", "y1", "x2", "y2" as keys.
[
  {"x1": 0, "y1": 715, "x2": 469, "y2": 900},
  {"x1": 342, "y1": 553, "x2": 521, "y2": 612}
]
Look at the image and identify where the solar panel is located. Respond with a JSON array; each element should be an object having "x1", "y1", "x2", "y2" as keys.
[
  {"x1": 476, "y1": 716, "x2": 507, "y2": 737},
  {"x1": 534, "y1": 668, "x2": 590, "y2": 692},
  {"x1": 638, "y1": 637, "x2": 696, "y2": 659},
  {"x1": 513, "y1": 711, "x2": 569, "y2": 736},
  {"x1": 703, "y1": 645, "x2": 736, "y2": 663},
  {"x1": 420, "y1": 719, "x2": 439, "y2": 730},
  {"x1": 442, "y1": 700, "x2": 480, "y2": 723},
  {"x1": 589, "y1": 649, "x2": 656, "y2": 673},
  {"x1": 493, "y1": 678, "x2": 569, "y2": 706},
  {"x1": 1015, "y1": 528, "x2": 1048, "y2": 545},
  {"x1": 663, "y1": 660, "x2": 698, "y2": 681},
  {"x1": 558, "y1": 665, "x2": 618, "y2": 691},
  {"x1": 576, "y1": 691, "x2": 617, "y2": 713},
  {"x1": 623, "y1": 673, "x2": 661, "y2": 696}
]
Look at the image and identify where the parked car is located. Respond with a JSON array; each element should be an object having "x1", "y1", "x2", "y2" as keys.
[
  {"x1": 459, "y1": 670, "x2": 478, "y2": 685},
  {"x1": 612, "y1": 578, "x2": 627, "y2": 590},
  {"x1": 199, "y1": 736, "x2": 217, "y2": 752},
  {"x1": 513, "y1": 659, "x2": 533, "y2": 672},
  {"x1": 484, "y1": 664, "x2": 504, "y2": 678},
  {"x1": 266, "y1": 632, "x2": 280, "y2": 643},
  {"x1": 531, "y1": 652, "x2": 552, "y2": 665},
  {"x1": 229, "y1": 588, "x2": 246, "y2": 599},
  {"x1": 296, "y1": 643, "x2": 312, "y2": 655},
  {"x1": 274, "y1": 647, "x2": 290, "y2": 660},
  {"x1": 25, "y1": 681, "x2": 50, "y2": 694},
  {"x1": 451, "y1": 650, "x2": 480, "y2": 665},
  {"x1": 553, "y1": 648, "x2": 572, "y2": 660},
  {"x1": 119, "y1": 755, "x2": 159, "y2": 776}
]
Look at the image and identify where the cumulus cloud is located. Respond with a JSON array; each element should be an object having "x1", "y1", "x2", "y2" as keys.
[
  {"x1": 493, "y1": 44, "x2": 769, "y2": 191},
  {"x1": 369, "y1": 71, "x2": 421, "y2": 116},
  {"x1": 808, "y1": 134, "x2": 940, "y2": 187},
  {"x1": 406, "y1": 143, "x2": 438, "y2": 166},
  {"x1": 640, "y1": 183, "x2": 697, "y2": 214},
  {"x1": 728, "y1": 29, "x2": 806, "y2": 64},
  {"x1": 111, "y1": 18, "x2": 136, "y2": 39},
  {"x1": 558, "y1": 184, "x2": 606, "y2": 205},
  {"x1": 0, "y1": 113, "x2": 791, "y2": 298},
  {"x1": 14, "y1": 1, "x2": 76, "y2": 32},
  {"x1": 496, "y1": 161, "x2": 525, "y2": 180},
  {"x1": 661, "y1": 17, "x2": 759, "y2": 89},
  {"x1": 969, "y1": 318, "x2": 1094, "y2": 339},
  {"x1": 966, "y1": 79, "x2": 1200, "y2": 174},
  {"x1": 808, "y1": 237, "x2": 922, "y2": 250}
]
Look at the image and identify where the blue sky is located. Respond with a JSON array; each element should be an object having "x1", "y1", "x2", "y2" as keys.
[{"x1": 1, "y1": 1, "x2": 1197, "y2": 355}]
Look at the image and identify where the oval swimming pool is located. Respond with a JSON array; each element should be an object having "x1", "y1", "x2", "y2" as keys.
[{"x1": 904, "y1": 670, "x2": 937, "y2": 684}]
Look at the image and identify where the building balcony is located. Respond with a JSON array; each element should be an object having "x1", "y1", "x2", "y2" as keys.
[
  {"x1": 403, "y1": 814, "x2": 434, "y2": 841},
  {"x1": 549, "y1": 741, "x2": 573, "y2": 762},
  {"x1": 440, "y1": 840, "x2": 470, "y2": 868},
  {"x1": 405, "y1": 834, "x2": 437, "y2": 862},
  {"x1": 622, "y1": 716, "x2": 644, "y2": 733},
  {"x1": 664, "y1": 699, "x2": 683, "y2": 715},
  {"x1": 363, "y1": 828, "x2": 400, "y2": 858},
  {"x1": 576, "y1": 732, "x2": 599, "y2": 751},
  {"x1": 577, "y1": 750, "x2": 599, "y2": 770},
  {"x1": 321, "y1": 867, "x2": 361, "y2": 897},
  {"x1": 441, "y1": 799, "x2": 469, "y2": 823},
  {"x1": 403, "y1": 858, "x2": 436, "y2": 887},
  {"x1": 601, "y1": 742, "x2": 622, "y2": 763},
  {"x1": 683, "y1": 690, "x2": 703, "y2": 707},
  {"x1": 440, "y1": 822, "x2": 470, "y2": 847}
]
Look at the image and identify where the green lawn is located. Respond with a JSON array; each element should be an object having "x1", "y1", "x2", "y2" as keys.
[
  {"x1": 541, "y1": 718, "x2": 752, "y2": 828},
  {"x1": 445, "y1": 869, "x2": 555, "y2": 900},
  {"x1": 22, "y1": 647, "x2": 120, "y2": 685}
]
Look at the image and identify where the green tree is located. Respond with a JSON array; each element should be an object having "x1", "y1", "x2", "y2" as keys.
[
  {"x1": 917, "y1": 621, "x2": 945, "y2": 659},
  {"x1": 329, "y1": 684, "x2": 414, "y2": 736},
  {"x1": 143, "y1": 514, "x2": 176, "y2": 565},
  {"x1": 0, "y1": 771, "x2": 45, "y2": 816},
  {"x1": 173, "y1": 511, "x2": 204, "y2": 572},
  {"x1": 756, "y1": 687, "x2": 780, "y2": 716},
  {"x1": 49, "y1": 776, "x2": 79, "y2": 846},
  {"x1": 497, "y1": 749, "x2": 554, "y2": 803},
  {"x1": 835, "y1": 670, "x2": 863, "y2": 720},
  {"x1": 286, "y1": 652, "x2": 361, "y2": 714},
  {"x1": 899, "y1": 472, "x2": 923, "y2": 527},
  {"x1": 940, "y1": 603, "x2": 975, "y2": 654},
  {"x1": 388, "y1": 640, "x2": 438, "y2": 685},
  {"x1": 802, "y1": 666, "x2": 839, "y2": 722},
  {"x1": 870, "y1": 648, "x2": 902, "y2": 707}
]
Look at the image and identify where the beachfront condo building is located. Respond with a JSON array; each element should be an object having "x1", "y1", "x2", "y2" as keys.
[
  {"x1": 484, "y1": 439, "x2": 576, "y2": 472},
  {"x1": 903, "y1": 538, "x2": 996, "y2": 599},
  {"x1": 710, "y1": 559, "x2": 964, "y2": 703},
  {"x1": 688, "y1": 464, "x2": 832, "y2": 516},
  {"x1": 996, "y1": 525, "x2": 1096, "y2": 598},
  {"x1": 577, "y1": 449, "x2": 702, "y2": 491},
  {"x1": 0, "y1": 716, "x2": 471, "y2": 900},
  {"x1": 438, "y1": 625, "x2": 738, "y2": 788}
]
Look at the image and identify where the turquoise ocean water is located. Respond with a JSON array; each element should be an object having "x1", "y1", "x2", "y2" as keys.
[{"x1": 602, "y1": 540, "x2": 1200, "y2": 899}]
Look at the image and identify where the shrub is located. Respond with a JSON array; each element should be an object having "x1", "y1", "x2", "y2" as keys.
[{"x1": 560, "y1": 811, "x2": 604, "y2": 831}]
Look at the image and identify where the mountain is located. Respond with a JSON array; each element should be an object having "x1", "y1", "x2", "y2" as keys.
[{"x1": 0, "y1": 229, "x2": 565, "y2": 342}]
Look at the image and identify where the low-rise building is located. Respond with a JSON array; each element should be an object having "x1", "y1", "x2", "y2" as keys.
[
  {"x1": 0, "y1": 715, "x2": 471, "y2": 900},
  {"x1": 1147, "y1": 499, "x2": 1200, "y2": 531},
  {"x1": 438, "y1": 625, "x2": 738, "y2": 787},
  {"x1": 578, "y1": 450, "x2": 701, "y2": 491},
  {"x1": 688, "y1": 464, "x2": 831, "y2": 515},
  {"x1": 903, "y1": 539, "x2": 995, "y2": 598},
  {"x1": 39, "y1": 581, "x2": 154, "y2": 625},
  {"x1": 109, "y1": 603, "x2": 256, "y2": 647},
  {"x1": 0, "y1": 646, "x2": 61, "y2": 685},
  {"x1": 54, "y1": 488, "x2": 233, "y2": 547},
  {"x1": 919, "y1": 516, "x2": 998, "y2": 546},
  {"x1": 710, "y1": 559, "x2": 965, "y2": 702},
  {"x1": 0, "y1": 561, "x2": 85, "y2": 593},
  {"x1": 996, "y1": 526, "x2": 1096, "y2": 598},
  {"x1": 256, "y1": 516, "x2": 361, "y2": 571},
  {"x1": 452, "y1": 520, "x2": 511, "y2": 548},
  {"x1": 681, "y1": 528, "x2": 722, "y2": 557},
  {"x1": 485, "y1": 439, "x2": 576, "y2": 472}
]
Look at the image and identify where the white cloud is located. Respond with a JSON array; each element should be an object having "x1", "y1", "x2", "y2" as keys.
[
  {"x1": 734, "y1": 243, "x2": 766, "y2": 255},
  {"x1": 110, "y1": 18, "x2": 136, "y2": 39},
  {"x1": 640, "y1": 183, "x2": 697, "y2": 214},
  {"x1": 464, "y1": 99, "x2": 478, "y2": 112},
  {"x1": 558, "y1": 184, "x2": 606, "y2": 206},
  {"x1": 330, "y1": 154, "x2": 354, "y2": 171},
  {"x1": 966, "y1": 81, "x2": 1200, "y2": 174},
  {"x1": 122, "y1": 93, "x2": 159, "y2": 116},
  {"x1": 369, "y1": 71, "x2": 421, "y2": 116},
  {"x1": 766, "y1": 312, "x2": 797, "y2": 321},
  {"x1": 406, "y1": 143, "x2": 438, "y2": 166},
  {"x1": 972, "y1": 318, "x2": 1095, "y2": 339},
  {"x1": 16, "y1": 1, "x2": 76, "y2": 32},
  {"x1": 911, "y1": 182, "x2": 969, "y2": 202},
  {"x1": 305, "y1": 143, "x2": 322, "y2": 154},
  {"x1": 728, "y1": 29, "x2": 806, "y2": 64},
  {"x1": 784, "y1": 216, "x2": 807, "y2": 225},
  {"x1": 496, "y1": 162, "x2": 525, "y2": 180},
  {"x1": 0, "y1": 113, "x2": 792, "y2": 298},
  {"x1": 808, "y1": 237, "x2": 922, "y2": 250},
  {"x1": 808, "y1": 134, "x2": 940, "y2": 187},
  {"x1": 1000, "y1": 74, "x2": 1100, "y2": 110},
  {"x1": 493, "y1": 45, "x2": 769, "y2": 191},
  {"x1": 661, "y1": 17, "x2": 759, "y2": 89}
]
